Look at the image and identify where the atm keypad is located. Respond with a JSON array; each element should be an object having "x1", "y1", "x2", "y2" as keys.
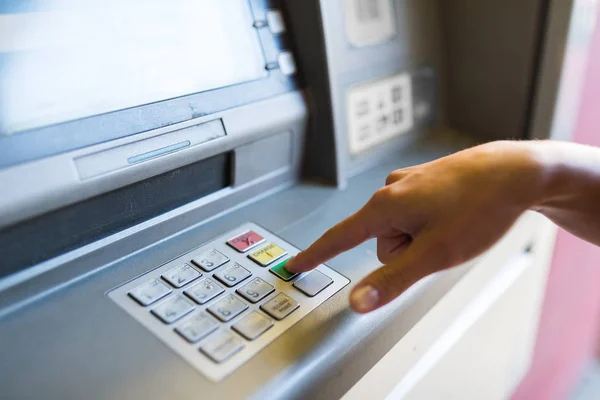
[{"x1": 108, "y1": 223, "x2": 350, "y2": 382}]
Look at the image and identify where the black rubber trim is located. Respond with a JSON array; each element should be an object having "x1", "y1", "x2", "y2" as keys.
[{"x1": 0, "y1": 153, "x2": 232, "y2": 279}]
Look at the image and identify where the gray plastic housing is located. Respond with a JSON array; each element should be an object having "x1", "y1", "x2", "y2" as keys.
[
  {"x1": 0, "y1": 91, "x2": 307, "y2": 231},
  {"x1": 287, "y1": 0, "x2": 443, "y2": 185}
]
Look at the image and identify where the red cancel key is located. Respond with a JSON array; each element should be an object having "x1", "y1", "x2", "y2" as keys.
[{"x1": 227, "y1": 231, "x2": 265, "y2": 253}]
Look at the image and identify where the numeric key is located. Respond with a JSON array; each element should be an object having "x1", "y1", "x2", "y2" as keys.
[
  {"x1": 128, "y1": 279, "x2": 171, "y2": 306},
  {"x1": 151, "y1": 295, "x2": 195, "y2": 324},
  {"x1": 185, "y1": 278, "x2": 224, "y2": 305},
  {"x1": 208, "y1": 294, "x2": 248, "y2": 322},
  {"x1": 162, "y1": 264, "x2": 201, "y2": 288},
  {"x1": 192, "y1": 249, "x2": 229, "y2": 272},
  {"x1": 200, "y1": 330, "x2": 244, "y2": 363},
  {"x1": 236, "y1": 277, "x2": 274, "y2": 303},
  {"x1": 232, "y1": 312, "x2": 273, "y2": 341},
  {"x1": 213, "y1": 263, "x2": 251, "y2": 287},
  {"x1": 175, "y1": 313, "x2": 218, "y2": 343}
]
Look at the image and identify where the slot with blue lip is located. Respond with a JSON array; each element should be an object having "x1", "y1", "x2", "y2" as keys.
[{"x1": 127, "y1": 140, "x2": 191, "y2": 164}]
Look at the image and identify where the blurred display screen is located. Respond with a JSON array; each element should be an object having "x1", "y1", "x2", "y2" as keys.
[{"x1": 0, "y1": 0, "x2": 267, "y2": 135}]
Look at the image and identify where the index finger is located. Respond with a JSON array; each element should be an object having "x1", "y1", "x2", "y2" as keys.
[{"x1": 285, "y1": 205, "x2": 377, "y2": 273}]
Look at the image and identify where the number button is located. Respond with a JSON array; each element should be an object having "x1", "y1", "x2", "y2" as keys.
[
  {"x1": 192, "y1": 249, "x2": 229, "y2": 272},
  {"x1": 236, "y1": 278, "x2": 275, "y2": 303},
  {"x1": 213, "y1": 263, "x2": 251, "y2": 287},
  {"x1": 200, "y1": 330, "x2": 244, "y2": 363},
  {"x1": 175, "y1": 313, "x2": 218, "y2": 343},
  {"x1": 184, "y1": 278, "x2": 224, "y2": 305},
  {"x1": 128, "y1": 279, "x2": 171, "y2": 306},
  {"x1": 151, "y1": 295, "x2": 195, "y2": 324},
  {"x1": 232, "y1": 312, "x2": 274, "y2": 341},
  {"x1": 207, "y1": 294, "x2": 248, "y2": 322},
  {"x1": 162, "y1": 264, "x2": 201, "y2": 288}
]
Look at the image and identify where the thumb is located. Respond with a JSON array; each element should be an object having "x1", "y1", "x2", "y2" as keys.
[{"x1": 349, "y1": 232, "x2": 450, "y2": 313}]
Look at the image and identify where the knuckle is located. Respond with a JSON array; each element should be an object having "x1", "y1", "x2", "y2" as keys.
[
  {"x1": 376, "y1": 249, "x2": 390, "y2": 265},
  {"x1": 371, "y1": 187, "x2": 392, "y2": 206},
  {"x1": 385, "y1": 175, "x2": 396, "y2": 187},
  {"x1": 376, "y1": 239, "x2": 387, "y2": 264},
  {"x1": 385, "y1": 170, "x2": 404, "y2": 186}
]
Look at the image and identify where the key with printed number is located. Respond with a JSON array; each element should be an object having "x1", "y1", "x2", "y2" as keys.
[
  {"x1": 128, "y1": 279, "x2": 172, "y2": 306},
  {"x1": 175, "y1": 313, "x2": 218, "y2": 343},
  {"x1": 236, "y1": 277, "x2": 274, "y2": 303},
  {"x1": 151, "y1": 295, "x2": 195, "y2": 324},
  {"x1": 185, "y1": 278, "x2": 224, "y2": 305},
  {"x1": 213, "y1": 263, "x2": 251, "y2": 287},
  {"x1": 208, "y1": 294, "x2": 248, "y2": 322},
  {"x1": 162, "y1": 264, "x2": 201, "y2": 288},
  {"x1": 192, "y1": 249, "x2": 229, "y2": 272}
]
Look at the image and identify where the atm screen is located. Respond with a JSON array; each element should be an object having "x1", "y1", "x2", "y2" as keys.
[{"x1": 0, "y1": 0, "x2": 267, "y2": 135}]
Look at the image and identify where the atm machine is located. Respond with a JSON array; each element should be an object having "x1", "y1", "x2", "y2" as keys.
[{"x1": 0, "y1": 0, "x2": 586, "y2": 399}]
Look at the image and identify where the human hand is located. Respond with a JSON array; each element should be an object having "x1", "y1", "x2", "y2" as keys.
[{"x1": 285, "y1": 141, "x2": 546, "y2": 313}]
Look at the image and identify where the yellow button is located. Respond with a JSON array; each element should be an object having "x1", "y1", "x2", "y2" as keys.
[{"x1": 248, "y1": 243, "x2": 287, "y2": 266}]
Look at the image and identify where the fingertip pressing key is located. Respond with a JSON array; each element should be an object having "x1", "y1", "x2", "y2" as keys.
[
  {"x1": 285, "y1": 252, "x2": 321, "y2": 273},
  {"x1": 282, "y1": 254, "x2": 305, "y2": 273}
]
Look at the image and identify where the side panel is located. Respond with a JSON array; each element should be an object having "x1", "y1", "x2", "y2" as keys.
[{"x1": 439, "y1": 0, "x2": 547, "y2": 141}]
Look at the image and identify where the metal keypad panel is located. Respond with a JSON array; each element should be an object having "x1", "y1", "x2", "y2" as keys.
[{"x1": 108, "y1": 223, "x2": 350, "y2": 382}]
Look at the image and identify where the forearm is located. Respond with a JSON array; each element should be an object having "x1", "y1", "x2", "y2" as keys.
[{"x1": 527, "y1": 141, "x2": 600, "y2": 246}]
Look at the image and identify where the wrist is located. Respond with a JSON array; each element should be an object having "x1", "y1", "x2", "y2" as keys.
[
  {"x1": 477, "y1": 141, "x2": 550, "y2": 211},
  {"x1": 520, "y1": 141, "x2": 568, "y2": 212}
]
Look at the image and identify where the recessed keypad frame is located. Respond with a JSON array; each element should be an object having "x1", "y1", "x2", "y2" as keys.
[{"x1": 107, "y1": 222, "x2": 350, "y2": 382}]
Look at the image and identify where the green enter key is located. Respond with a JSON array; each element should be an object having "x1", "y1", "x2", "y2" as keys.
[{"x1": 269, "y1": 259, "x2": 298, "y2": 282}]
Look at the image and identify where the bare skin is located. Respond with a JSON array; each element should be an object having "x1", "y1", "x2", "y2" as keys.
[{"x1": 285, "y1": 140, "x2": 600, "y2": 313}]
